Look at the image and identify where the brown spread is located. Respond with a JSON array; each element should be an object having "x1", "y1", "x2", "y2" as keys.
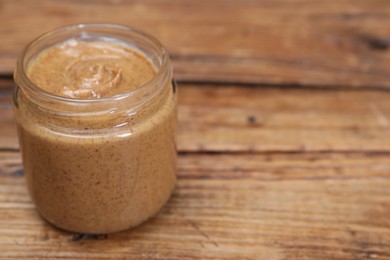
[{"x1": 15, "y1": 37, "x2": 177, "y2": 234}]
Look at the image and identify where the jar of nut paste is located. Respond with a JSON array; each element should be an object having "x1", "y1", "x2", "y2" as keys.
[{"x1": 13, "y1": 24, "x2": 177, "y2": 234}]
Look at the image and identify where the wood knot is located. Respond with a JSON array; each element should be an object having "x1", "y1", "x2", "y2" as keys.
[
  {"x1": 247, "y1": 115, "x2": 263, "y2": 126},
  {"x1": 12, "y1": 169, "x2": 24, "y2": 177},
  {"x1": 70, "y1": 234, "x2": 107, "y2": 242},
  {"x1": 247, "y1": 115, "x2": 256, "y2": 124},
  {"x1": 361, "y1": 36, "x2": 389, "y2": 51}
]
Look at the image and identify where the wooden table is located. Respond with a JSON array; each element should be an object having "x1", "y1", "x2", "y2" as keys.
[{"x1": 1, "y1": 1, "x2": 390, "y2": 259}]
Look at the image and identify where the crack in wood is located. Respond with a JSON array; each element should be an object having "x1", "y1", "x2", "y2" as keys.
[
  {"x1": 3, "y1": 76, "x2": 390, "y2": 92},
  {"x1": 189, "y1": 221, "x2": 219, "y2": 248}
]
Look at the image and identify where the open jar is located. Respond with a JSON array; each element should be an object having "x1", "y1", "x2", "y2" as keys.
[{"x1": 13, "y1": 24, "x2": 177, "y2": 234}]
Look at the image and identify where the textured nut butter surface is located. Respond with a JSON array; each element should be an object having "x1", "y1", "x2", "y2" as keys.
[{"x1": 28, "y1": 39, "x2": 157, "y2": 98}]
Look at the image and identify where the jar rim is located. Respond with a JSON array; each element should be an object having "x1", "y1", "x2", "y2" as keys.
[{"x1": 14, "y1": 23, "x2": 170, "y2": 104}]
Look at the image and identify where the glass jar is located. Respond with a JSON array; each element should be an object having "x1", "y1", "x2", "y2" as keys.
[{"x1": 13, "y1": 24, "x2": 177, "y2": 234}]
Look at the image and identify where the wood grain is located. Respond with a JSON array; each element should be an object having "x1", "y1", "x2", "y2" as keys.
[
  {"x1": 2, "y1": 80, "x2": 390, "y2": 152},
  {"x1": 2, "y1": 1, "x2": 390, "y2": 258},
  {"x1": 1, "y1": 0, "x2": 390, "y2": 87},
  {"x1": 1, "y1": 151, "x2": 390, "y2": 259}
]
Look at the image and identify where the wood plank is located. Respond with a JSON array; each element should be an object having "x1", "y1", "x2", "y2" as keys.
[
  {"x1": 2, "y1": 81, "x2": 390, "y2": 152},
  {"x1": 1, "y1": 0, "x2": 390, "y2": 87},
  {"x1": 178, "y1": 85, "x2": 390, "y2": 152},
  {"x1": 1, "y1": 151, "x2": 390, "y2": 259},
  {"x1": 0, "y1": 86, "x2": 16, "y2": 150}
]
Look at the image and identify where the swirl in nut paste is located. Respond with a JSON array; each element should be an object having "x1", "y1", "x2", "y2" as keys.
[{"x1": 27, "y1": 39, "x2": 157, "y2": 99}]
